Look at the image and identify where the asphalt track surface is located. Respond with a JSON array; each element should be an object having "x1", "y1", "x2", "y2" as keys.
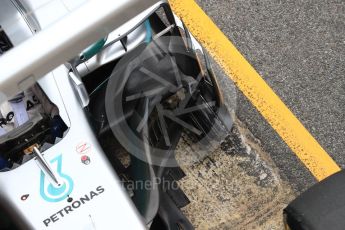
[{"x1": 192, "y1": 0, "x2": 345, "y2": 193}]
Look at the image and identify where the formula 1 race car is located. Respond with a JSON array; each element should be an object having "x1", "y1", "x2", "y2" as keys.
[{"x1": 0, "y1": 0, "x2": 232, "y2": 229}]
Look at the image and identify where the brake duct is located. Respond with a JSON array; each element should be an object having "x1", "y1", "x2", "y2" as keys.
[{"x1": 105, "y1": 35, "x2": 232, "y2": 228}]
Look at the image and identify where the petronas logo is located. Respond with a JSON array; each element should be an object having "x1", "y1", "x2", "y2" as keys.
[{"x1": 40, "y1": 154, "x2": 74, "y2": 202}]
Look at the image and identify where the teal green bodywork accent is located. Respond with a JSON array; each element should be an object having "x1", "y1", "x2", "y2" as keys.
[
  {"x1": 144, "y1": 20, "x2": 152, "y2": 43},
  {"x1": 80, "y1": 37, "x2": 107, "y2": 61}
]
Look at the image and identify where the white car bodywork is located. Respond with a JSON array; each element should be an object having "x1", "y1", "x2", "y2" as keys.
[{"x1": 0, "y1": 0, "x2": 170, "y2": 229}]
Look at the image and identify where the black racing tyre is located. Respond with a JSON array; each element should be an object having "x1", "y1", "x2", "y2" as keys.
[{"x1": 284, "y1": 170, "x2": 345, "y2": 230}]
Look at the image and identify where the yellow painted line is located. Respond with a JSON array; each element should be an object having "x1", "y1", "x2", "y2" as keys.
[{"x1": 169, "y1": 0, "x2": 340, "y2": 181}]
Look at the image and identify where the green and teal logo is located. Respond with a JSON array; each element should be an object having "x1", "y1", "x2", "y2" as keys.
[{"x1": 40, "y1": 154, "x2": 74, "y2": 202}]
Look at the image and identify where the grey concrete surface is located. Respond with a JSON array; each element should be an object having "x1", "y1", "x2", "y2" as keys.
[
  {"x1": 195, "y1": 0, "x2": 345, "y2": 193},
  {"x1": 177, "y1": 120, "x2": 295, "y2": 229}
]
